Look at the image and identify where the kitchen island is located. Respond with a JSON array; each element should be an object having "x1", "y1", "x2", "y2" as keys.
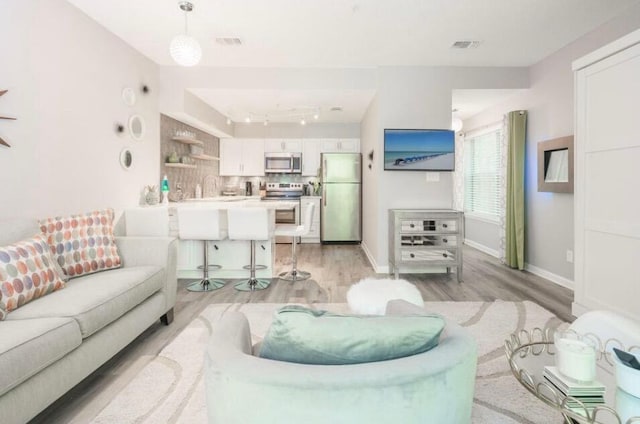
[{"x1": 127, "y1": 197, "x2": 298, "y2": 279}]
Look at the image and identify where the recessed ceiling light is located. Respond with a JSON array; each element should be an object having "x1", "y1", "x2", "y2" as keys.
[
  {"x1": 226, "y1": 117, "x2": 232, "y2": 125},
  {"x1": 215, "y1": 37, "x2": 242, "y2": 46},
  {"x1": 245, "y1": 117, "x2": 251, "y2": 123},
  {"x1": 451, "y1": 40, "x2": 481, "y2": 49},
  {"x1": 300, "y1": 118, "x2": 306, "y2": 126}
]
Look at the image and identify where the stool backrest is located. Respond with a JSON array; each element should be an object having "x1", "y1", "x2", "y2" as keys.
[
  {"x1": 227, "y1": 207, "x2": 269, "y2": 241},
  {"x1": 301, "y1": 202, "x2": 315, "y2": 234},
  {"x1": 178, "y1": 208, "x2": 224, "y2": 241}
]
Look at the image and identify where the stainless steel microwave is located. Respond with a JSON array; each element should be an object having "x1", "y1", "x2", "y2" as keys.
[{"x1": 264, "y1": 152, "x2": 302, "y2": 174}]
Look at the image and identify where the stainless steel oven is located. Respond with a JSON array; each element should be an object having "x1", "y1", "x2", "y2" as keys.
[
  {"x1": 263, "y1": 182, "x2": 302, "y2": 243},
  {"x1": 264, "y1": 152, "x2": 302, "y2": 174}
]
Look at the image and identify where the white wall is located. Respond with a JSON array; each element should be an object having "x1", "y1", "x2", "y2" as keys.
[
  {"x1": 360, "y1": 94, "x2": 381, "y2": 269},
  {"x1": 463, "y1": 4, "x2": 640, "y2": 284},
  {"x1": 0, "y1": 0, "x2": 159, "y2": 222},
  {"x1": 365, "y1": 66, "x2": 529, "y2": 270}
]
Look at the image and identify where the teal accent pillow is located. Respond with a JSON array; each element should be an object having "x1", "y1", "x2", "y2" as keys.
[{"x1": 258, "y1": 305, "x2": 445, "y2": 365}]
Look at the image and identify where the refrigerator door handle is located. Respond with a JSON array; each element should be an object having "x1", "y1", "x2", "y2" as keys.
[
  {"x1": 323, "y1": 158, "x2": 327, "y2": 180},
  {"x1": 323, "y1": 185, "x2": 327, "y2": 206}
]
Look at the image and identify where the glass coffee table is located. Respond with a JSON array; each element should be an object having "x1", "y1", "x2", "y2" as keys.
[{"x1": 505, "y1": 328, "x2": 640, "y2": 424}]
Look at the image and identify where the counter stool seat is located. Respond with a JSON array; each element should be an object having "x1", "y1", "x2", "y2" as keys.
[
  {"x1": 274, "y1": 202, "x2": 315, "y2": 282},
  {"x1": 227, "y1": 207, "x2": 271, "y2": 291},
  {"x1": 178, "y1": 208, "x2": 227, "y2": 292}
]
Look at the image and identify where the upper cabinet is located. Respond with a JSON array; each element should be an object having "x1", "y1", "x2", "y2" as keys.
[
  {"x1": 302, "y1": 139, "x2": 322, "y2": 176},
  {"x1": 321, "y1": 138, "x2": 360, "y2": 153},
  {"x1": 264, "y1": 139, "x2": 302, "y2": 153},
  {"x1": 220, "y1": 138, "x2": 265, "y2": 176}
]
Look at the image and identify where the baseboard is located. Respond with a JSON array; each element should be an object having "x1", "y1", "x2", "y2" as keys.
[
  {"x1": 524, "y1": 263, "x2": 575, "y2": 291},
  {"x1": 360, "y1": 242, "x2": 389, "y2": 274},
  {"x1": 464, "y1": 239, "x2": 499, "y2": 258}
]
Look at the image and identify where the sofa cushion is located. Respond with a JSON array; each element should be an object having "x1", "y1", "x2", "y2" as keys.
[
  {"x1": 39, "y1": 209, "x2": 122, "y2": 279},
  {"x1": 258, "y1": 305, "x2": 445, "y2": 365},
  {"x1": 5, "y1": 266, "x2": 164, "y2": 338},
  {"x1": 0, "y1": 234, "x2": 66, "y2": 320},
  {"x1": 0, "y1": 317, "x2": 81, "y2": 396}
]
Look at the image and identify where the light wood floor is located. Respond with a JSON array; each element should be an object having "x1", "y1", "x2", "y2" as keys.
[{"x1": 31, "y1": 243, "x2": 573, "y2": 424}]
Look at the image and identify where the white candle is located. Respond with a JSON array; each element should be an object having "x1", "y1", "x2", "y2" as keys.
[{"x1": 555, "y1": 337, "x2": 597, "y2": 382}]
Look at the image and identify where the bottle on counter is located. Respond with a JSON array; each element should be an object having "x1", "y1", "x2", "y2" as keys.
[
  {"x1": 259, "y1": 181, "x2": 266, "y2": 198},
  {"x1": 161, "y1": 175, "x2": 170, "y2": 204}
]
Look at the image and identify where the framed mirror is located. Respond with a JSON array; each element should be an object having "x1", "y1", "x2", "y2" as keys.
[
  {"x1": 537, "y1": 135, "x2": 573, "y2": 193},
  {"x1": 120, "y1": 148, "x2": 133, "y2": 170},
  {"x1": 129, "y1": 115, "x2": 145, "y2": 141}
]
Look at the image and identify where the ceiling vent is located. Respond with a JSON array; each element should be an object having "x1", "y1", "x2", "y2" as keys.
[
  {"x1": 330, "y1": 106, "x2": 343, "y2": 112},
  {"x1": 215, "y1": 37, "x2": 242, "y2": 46},
  {"x1": 451, "y1": 40, "x2": 481, "y2": 49}
]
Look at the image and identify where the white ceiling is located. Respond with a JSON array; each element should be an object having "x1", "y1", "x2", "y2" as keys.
[
  {"x1": 189, "y1": 88, "x2": 376, "y2": 123},
  {"x1": 66, "y1": 0, "x2": 639, "y2": 123},
  {"x1": 452, "y1": 89, "x2": 527, "y2": 120}
]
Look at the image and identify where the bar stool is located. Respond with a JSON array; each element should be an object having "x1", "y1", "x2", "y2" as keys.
[
  {"x1": 227, "y1": 207, "x2": 271, "y2": 291},
  {"x1": 177, "y1": 207, "x2": 226, "y2": 292},
  {"x1": 274, "y1": 202, "x2": 315, "y2": 282}
]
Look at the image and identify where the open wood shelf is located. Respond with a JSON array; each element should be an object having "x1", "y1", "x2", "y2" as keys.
[
  {"x1": 189, "y1": 153, "x2": 220, "y2": 161},
  {"x1": 171, "y1": 136, "x2": 204, "y2": 146},
  {"x1": 164, "y1": 162, "x2": 197, "y2": 169}
]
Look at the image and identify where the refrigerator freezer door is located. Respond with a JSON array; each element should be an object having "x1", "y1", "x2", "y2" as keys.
[
  {"x1": 322, "y1": 153, "x2": 361, "y2": 183},
  {"x1": 321, "y1": 183, "x2": 361, "y2": 242}
]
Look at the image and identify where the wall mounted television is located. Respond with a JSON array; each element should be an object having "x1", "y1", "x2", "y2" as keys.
[{"x1": 383, "y1": 129, "x2": 455, "y2": 171}]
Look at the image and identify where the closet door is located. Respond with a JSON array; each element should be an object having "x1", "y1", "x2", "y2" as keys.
[{"x1": 574, "y1": 38, "x2": 640, "y2": 322}]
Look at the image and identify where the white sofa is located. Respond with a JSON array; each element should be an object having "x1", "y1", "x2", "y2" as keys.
[
  {"x1": 205, "y1": 299, "x2": 478, "y2": 424},
  {"x1": 0, "y1": 218, "x2": 177, "y2": 424}
]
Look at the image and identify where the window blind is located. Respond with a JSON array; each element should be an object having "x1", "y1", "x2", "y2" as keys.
[{"x1": 464, "y1": 128, "x2": 502, "y2": 220}]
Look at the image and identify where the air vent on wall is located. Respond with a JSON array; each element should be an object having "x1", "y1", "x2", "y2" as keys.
[
  {"x1": 451, "y1": 40, "x2": 481, "y2": 49},
  {"x1": 215, "y1": 37, "x2": 242, "y2": 46}
]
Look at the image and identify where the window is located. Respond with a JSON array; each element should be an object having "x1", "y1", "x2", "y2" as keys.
[{"x1": 464, "y1": 126, "x2": 502, "y2": 221}]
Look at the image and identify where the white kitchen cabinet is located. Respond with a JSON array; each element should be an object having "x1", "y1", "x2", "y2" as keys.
[
  {"x1": 300, "y1": 196, "x2": 321, "y2": 243},
  {"x1": 220, "y1": 138, "x2": 265, "y2": 176},
  {"x1": 302, "y1": 139, "x2": 322, "y2": 176},
  {"x1": 321, "y1": 138, "x2": 360, "y2": 153},
  {"x1": 264, "y1": 139, "x2": 302, "y2": 153}
]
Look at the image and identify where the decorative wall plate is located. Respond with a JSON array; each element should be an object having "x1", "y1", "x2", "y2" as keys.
[
  {"x1": 129, "y1": 115, "x2": 145, "y2": 141},
  {"x1": 121, "y1": 87, "x2": 136, "y2": 107},
  {"x1": 120, "y1": 148, "x2": 133, "y2": 170}
]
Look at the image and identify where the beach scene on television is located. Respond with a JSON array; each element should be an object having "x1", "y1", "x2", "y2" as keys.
[{"x1": 384, "y1": 129, "x2": 455, "y2": 170}]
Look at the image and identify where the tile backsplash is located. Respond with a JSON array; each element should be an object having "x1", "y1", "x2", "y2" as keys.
[{"x1": 159, "y1": 115, "x2": 319, "y2": 200}]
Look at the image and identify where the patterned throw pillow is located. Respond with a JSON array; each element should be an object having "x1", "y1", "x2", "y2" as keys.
[
  {"x1": 39, "y1": 209, "x2": 122, "y2": 279},
  {"x1": 0, "y1": 235, "x2": 66, "y2": 320}
]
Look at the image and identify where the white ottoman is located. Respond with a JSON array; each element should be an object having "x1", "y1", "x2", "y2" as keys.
[{"x1": 347, "y1": 278, "x2": 424, "y2": 315}]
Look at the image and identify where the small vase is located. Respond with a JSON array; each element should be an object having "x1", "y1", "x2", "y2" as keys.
[{"x1": 146, "y1": 189, "x2": 160, "y2": 205}]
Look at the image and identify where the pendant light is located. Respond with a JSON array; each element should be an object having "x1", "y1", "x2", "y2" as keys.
[{"x1": 170, "y1": 1, "x2": 202, "y2": 67}]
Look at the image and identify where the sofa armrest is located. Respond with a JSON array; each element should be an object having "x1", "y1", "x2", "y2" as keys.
[{"x1": 115, "y1": 236, "x2": 178, "y2": 313}]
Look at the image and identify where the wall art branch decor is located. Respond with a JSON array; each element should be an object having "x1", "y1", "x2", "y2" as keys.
[{"x1": 0, "y1": 89, "x2": 16, "y2": 148}]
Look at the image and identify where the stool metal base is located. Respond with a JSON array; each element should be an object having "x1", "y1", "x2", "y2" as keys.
[
  {"x1": 197, "y1": 264, "x2": 222, "y2": 271},
  {"x1": 187, "y1": 279, "x2": 225, "y2": 292},
  {"x1": 278, "y1": 269, "x2": 311, "y2": 282},
  {"x1": 242, "y1": 264, "x2": 268, "y2": 270},
  {"x1": 234, "y1": 278, "x2": 270, "y2": 291}
]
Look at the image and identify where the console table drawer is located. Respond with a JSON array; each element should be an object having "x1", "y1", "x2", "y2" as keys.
[
  {"x1": 400, "y1": 235, "x2": 457, "y2": 247},
  {"x1": 400, "y1": 219, "x2": 457, "y2": 233},
  {"x1": 400, "y1": 249, "x2": 457, "y2": 262}
]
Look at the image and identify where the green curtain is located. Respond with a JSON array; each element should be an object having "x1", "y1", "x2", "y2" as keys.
[{"x1": 505, "y1": 111, "x2": 527, "y2": 269}]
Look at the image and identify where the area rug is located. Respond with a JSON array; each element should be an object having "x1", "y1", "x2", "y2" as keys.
[{"x1": 90, "y1": 301, "x2": 566, "y2": 424}]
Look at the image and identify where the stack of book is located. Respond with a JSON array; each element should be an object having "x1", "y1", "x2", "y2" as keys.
[{"x1": 543, "y1": 366, "x2": 605, "y2": 413}]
